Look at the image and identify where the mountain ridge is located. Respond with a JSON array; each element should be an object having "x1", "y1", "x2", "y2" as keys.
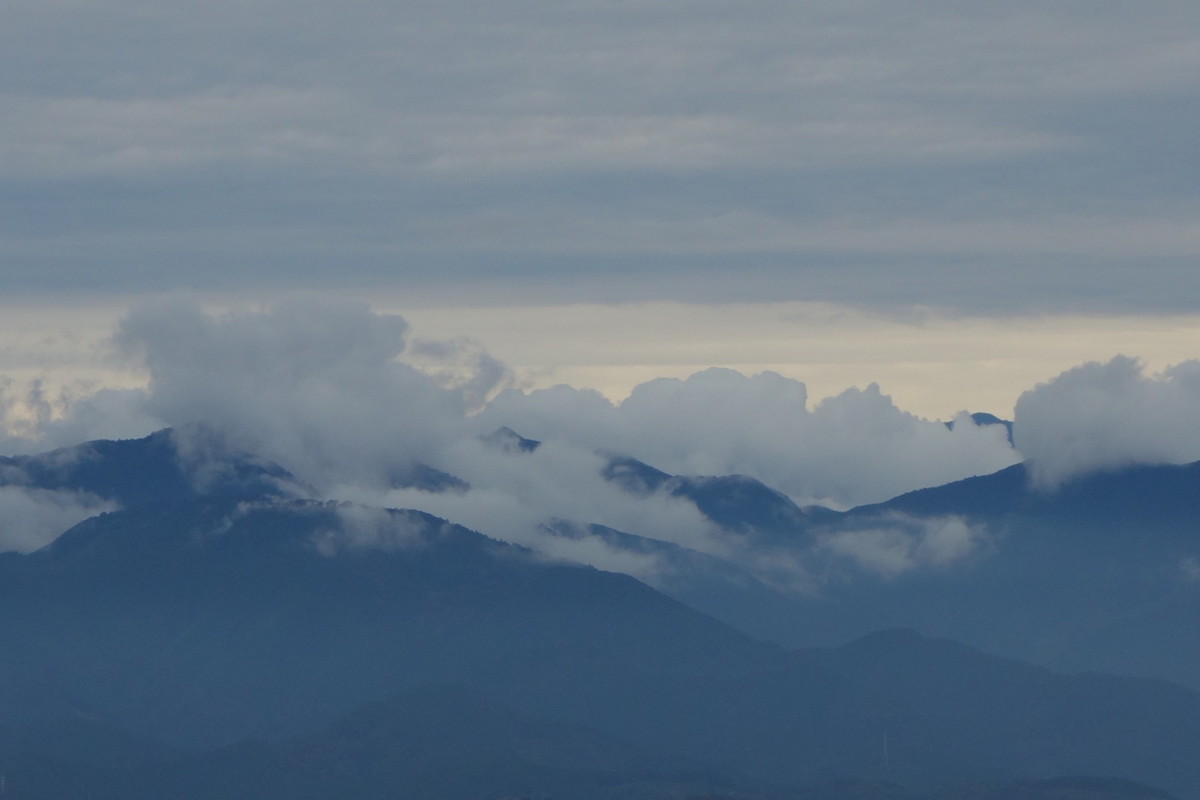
[{"x1": 0, "y1": 429, "x2": 1198, "y2": 798}]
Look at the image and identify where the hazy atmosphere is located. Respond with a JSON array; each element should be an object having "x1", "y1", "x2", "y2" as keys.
[{"x1": 3, "y1": 4, "x2": 1200, "y2": 798}]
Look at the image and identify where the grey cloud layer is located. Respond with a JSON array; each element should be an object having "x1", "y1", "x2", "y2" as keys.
[
  {"x1": 6, "y1": 2, "x2": 1191, "y2": 174},
  {"x1": 2, "y1": 2, "x2": 1197, "y2": 310}
]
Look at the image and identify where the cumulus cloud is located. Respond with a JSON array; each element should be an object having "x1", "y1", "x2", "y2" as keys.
[
  {"x1": 1, "y1": 300, "x2": 1021, "y2": 566},
  {"x1": 5, "y1": 300, "x2": 737, "y2": 565},
  {"x1": 90, "y1": 299, "x2": 735, "y2": 575},
  {"x1": 477, "y1": 368, "x2": 1019, "y2": 508},
  {"x1": 1013, "y1": 356, "x2": 1200, "y2": 487},
  {"x1": 0, "y1": 486, "x2": 116, "y2": 553},
  {"x1": 114, "y1": 297, "x2": 504, "y2": 492}
]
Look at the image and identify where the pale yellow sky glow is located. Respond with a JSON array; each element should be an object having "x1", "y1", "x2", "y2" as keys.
[
  {"x1": 4, "y1": 297, "x2": 1198, "y2": 424},
  {"x1": 399, "y1": 302, "x2": 1200, "y2": 419}
]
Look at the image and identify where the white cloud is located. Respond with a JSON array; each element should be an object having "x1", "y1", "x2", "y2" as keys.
[
  {"x1": 1013, "y1": 356, "x2": 1200, "y2": 486},
  {"x1": 103, "y1": 300, "x2": 740, "y2": 570},
  {"x1": 478, "y1": 369, "x2": 1019, "y2": 508},
  {"x1": 13, "y1": 299, "x2": 1200, "y2": 589},
  {"x1": 114, "y1": 297, "x2": 496, "y2": 492}
]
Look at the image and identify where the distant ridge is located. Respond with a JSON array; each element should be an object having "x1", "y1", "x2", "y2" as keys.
[
  {"x1": 0, "y1": 430, "x2": 1198, "y2": 798},
  {"x1": 0, "y1": 427, "x2": 294, "y2": 507}
]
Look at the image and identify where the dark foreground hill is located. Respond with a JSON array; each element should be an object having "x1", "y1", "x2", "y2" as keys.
[
  {"x1": 0, "y1": 684, "x2": 727, "y2": 800},
  {"x1": 0, "y1": 690, "x2": 1180, "y2": 800},
  {"x1": 0, "y1": 496, "x2": 1197, "y2": 796},
  {"x1": 0, "y1": 431, "x2": 1198, "y2": 798},
  {"x1": 0, "y1": 498, "x2": 773, "y2": 748}
]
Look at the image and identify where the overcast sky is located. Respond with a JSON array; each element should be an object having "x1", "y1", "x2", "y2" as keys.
[{"x1": 2, "y1": 0, "x2": 1199, "y2": 418}]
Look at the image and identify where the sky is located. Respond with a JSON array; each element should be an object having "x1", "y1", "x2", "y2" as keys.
[
  {"x1": 2, "y1": 1, "x2": 1199, "y2": 503},
  {"x1": 5, "y1": 1, "x2": 1197, "y2": 304}
]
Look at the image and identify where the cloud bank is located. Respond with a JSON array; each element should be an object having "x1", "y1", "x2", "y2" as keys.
[
  {"x1": 43, "y1": 299, "x2": 1024, "y2": 578},
  {"x1": 5, "y1": 300, "x2": 1200, "y2": 581},
  {"x1": 477, "y1": 369, "x2": 1020, "y2": 508}
]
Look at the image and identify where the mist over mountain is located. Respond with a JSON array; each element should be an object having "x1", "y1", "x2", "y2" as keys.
[
  {"x1": 9, "y1": 301, "x2": 1200, "y2": 507},
  {"x1": 4, "y1": 300, "x2": 1023, "y2": 510},
  {"x1": 7, "y1": 0, "x2": 1200, "y2": 781},
  {"x1": 1, "y1": 300, "x2": 1199, "y2": 798},
  {"x1": 813, "y1": 460, "x2": 1200, "y2": 688},
  {"x1": 0, "y1": 425, "x2": 1197, "y2": 798}
]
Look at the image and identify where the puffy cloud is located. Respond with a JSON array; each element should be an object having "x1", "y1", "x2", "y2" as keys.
[
  {"x1": 3, "y1": 302, "x2": 1014, "y2": 519},
  {"x1": 1013, "y1": 356, "x2": 1200, "y2": 486},
  {"x1": 98, "y1": 300, "x2": 737, "y2": 572},
  {"x1": 477, "y1": 368, "x2": 1019, "y2": 508},
  {"x1": 114, "y1": 298, "x2": 504, "y2": 491},
  {"x1": 0, "y1": 486, "x2": 116, "y2": 553}
]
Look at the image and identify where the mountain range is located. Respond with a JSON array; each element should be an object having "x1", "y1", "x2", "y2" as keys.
[{"x1": 0, "y1": 426, "x2": 1197, "y2": 799}]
